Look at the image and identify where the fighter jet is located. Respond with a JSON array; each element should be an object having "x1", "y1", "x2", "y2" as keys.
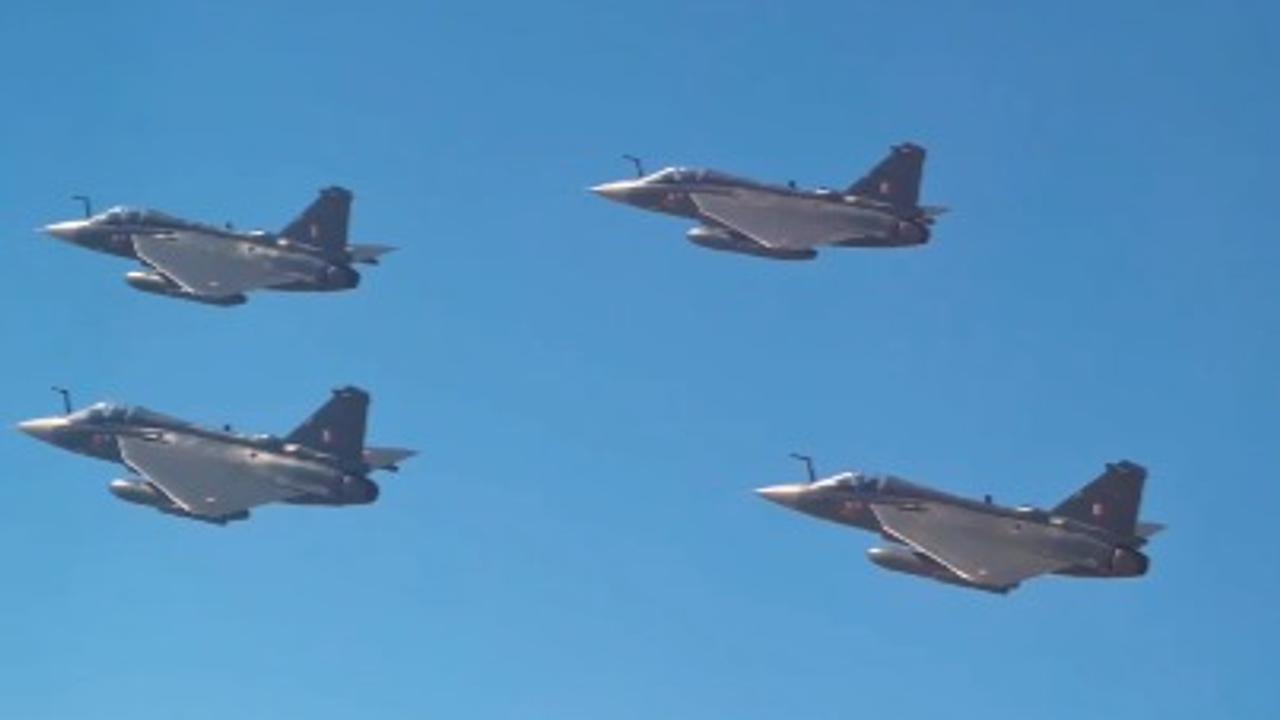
[
  {"x1": 756, "y1": 456, "x2": 1163, "y2": 593},
  {"x1": 591, "y1": 143, "x2": 945, "y2": 260},
  {"x1": 17, "y1": 387, "x2": 414, "y2": 525},
  {"x1": 40, "y1": 187, "x2": 394, "y2": 306}
]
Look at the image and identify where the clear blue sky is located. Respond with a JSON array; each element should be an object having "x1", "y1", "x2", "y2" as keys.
[{"x1": 1, "y1": 1, "x2": 1276, "y2": 718}]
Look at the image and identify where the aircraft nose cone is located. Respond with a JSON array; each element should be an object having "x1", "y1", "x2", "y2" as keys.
[
  {"x1": 42, "y1": 220, "x2": 84, "y2": 240},
  {"x1": 17, "y1": 417, "x2": 68, "y2": 443},
  {"x1": 755, "y1": 483, "x2": 807, "y2": 508},
  {"x1": 590, "y1": 181, "x2": 638, "y2": 202}
]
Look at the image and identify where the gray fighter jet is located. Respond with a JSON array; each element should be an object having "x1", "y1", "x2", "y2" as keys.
[
  {"x1": 17, "y1": 387, "x2": 414, "y2": 525},
  {"x1": 41, "y1": 187, "x2": 394, "y2": 306},
  {"x1": 591, "y1": 143, "x2": 945, "y2": 260},
  {"x1": 757, "y1": 456, "x2": 1163, "y2": 593}
]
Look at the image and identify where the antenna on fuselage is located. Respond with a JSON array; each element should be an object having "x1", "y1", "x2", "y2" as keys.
[
  {"x1": 622, "y1": 154, "x2": 645, "y2": 178},
  {"x1": 70, "y1": 195, "x2": 92, "y2": 218},
  {"x1": 50, "y1": 386, "x2": 73, "y2": 415},
  {"x1": 789, "y1": 453, "x2": 817, "y2": 484}
]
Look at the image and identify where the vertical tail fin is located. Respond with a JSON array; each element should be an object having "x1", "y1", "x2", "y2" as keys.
[
  {"x1": 280, "y1": 186, "x2": 353, "y2": 256},
  {"x1": 286, "y1": 386, "x2": 368, "y2": 466},
  {"x1": 1053, "y1": 461, "x2": 1146, "y2": 537},
  {"x1": 845, "y1": 143, "x2": 926, "y2": 213}
]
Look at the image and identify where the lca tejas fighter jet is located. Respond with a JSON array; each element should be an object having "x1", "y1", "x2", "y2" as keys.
[
  {"x1": 757, "y1": 456, "x2": 1163, "y2": 593},
  {"x1": 591, "y1": 143, "x2": 945, "y2": 260},
  {"x1": 41, "y1": 187, "x2": 394, "y2": 306},
  {"x1": 18, "y1": 387, "x2": 414, "y2": 525}
]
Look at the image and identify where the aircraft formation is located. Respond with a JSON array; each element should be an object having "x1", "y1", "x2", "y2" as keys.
[{"x1": 18, "y1": 143, "x2": 1162, "y2": 593}]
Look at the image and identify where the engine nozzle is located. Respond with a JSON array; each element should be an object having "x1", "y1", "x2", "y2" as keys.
[
  {"x1": 342, "y1": 476, "x2": 380, "y2": 504},
  {"x1": 1110, "y1": 547, "x2": 1149, "y2": 577}
]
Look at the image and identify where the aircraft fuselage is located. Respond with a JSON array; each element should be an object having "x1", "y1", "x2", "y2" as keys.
[
  {"x1": 43, "y1": 209, "x2": 361, "y2": 297},
  {"x1": 757, "y1": 472, "x2": 1150, "y2": 590},
  {"x1": 593, "y1": 168, "x2": 931, "y2": 253},
  {"x1": 17, "y1": 403, "x2": 378, "y2": 520}
]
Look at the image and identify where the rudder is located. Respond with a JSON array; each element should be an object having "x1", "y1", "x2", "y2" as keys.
[
  {"x1": 281, "y1": 186, "x2": 353, "y2": 256},
  {"x1": 846, "y1": 143, "x2": 926, "y2": 213},
  {"x1": 1053, "y1": 461, "x2": 1146, "y2": 537},
  {"x1": 287, "y1": 386, "x2": 368, "y2": 465}
]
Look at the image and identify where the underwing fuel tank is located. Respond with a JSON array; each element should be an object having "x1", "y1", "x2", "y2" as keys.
[
  {"x1": 866, "y1": 546, "x2": 1010, "y2": 594},
  {"x1": 108, "y1": 479, "x2": 248, "y2": 525},
  {"x1": 109, "y1": 478, "x2": 173, "y2": 508},
  {"x1": 686, "y1": 226, "x2": 817, "y2": 261},
  {"x1": 125, "y1": 271, "x2": 247, "y2": 306}
]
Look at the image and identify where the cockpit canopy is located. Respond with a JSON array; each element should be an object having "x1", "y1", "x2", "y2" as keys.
[
  {"x1": 814, "y1": 471, "x2": 882, "y2": 491},
  {"x1": 71, "y1": 402, "x2": 127, "y2": 423},
  {"x1": 69, "y1": 402, "x2": 186, "y2": 428},
  {"x1": 641, "y1": 167, "x2": 744, "y2": 186},
  {"x1": 91, "y1": 206, "x2": 184, "y2": 228}
]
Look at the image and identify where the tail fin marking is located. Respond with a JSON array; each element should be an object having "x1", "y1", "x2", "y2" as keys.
[
  {"x1": 286, "y1": 386, "x2": 369, "y2": 466},
  {"x1": 1053, "y1": 461, "x2": 1147, "y2": 538},
  {"x1": 280, "y1": 186, "x2": 353, "y2": 256},
  {"x1": 846, "y1": 143, "x2": 926, "y2": 213}
]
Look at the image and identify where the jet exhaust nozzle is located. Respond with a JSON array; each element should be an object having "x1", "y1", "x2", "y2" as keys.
[
  {"x1": 324, "y1": 264, "x2": 361, "y2": 290},
  {"x1": 896, "y1": 219, "x2": 929, "y2": 245},
  {"x1": 343, "y1": 476, "x2": 379, "y2": 504},
  {"x1": 1109, "y1": 547, "x2": 1149, "y2": 577}
]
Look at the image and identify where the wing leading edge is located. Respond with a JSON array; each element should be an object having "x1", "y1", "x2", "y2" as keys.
[
  {"x1": 870, "y1": 502, "x2": 1078, "y2": 590},
  {"x1": 691, "y1": 189, "x2": 876, "y2": 250},
  {"x1": 119, "y1": 433, "x2": 306, "y2": 520},
  {"x1": 133, "y1": 232, "x2": 310, "y2": 299}
]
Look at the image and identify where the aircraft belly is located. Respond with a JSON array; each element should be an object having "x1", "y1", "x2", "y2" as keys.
[
  {"x1": 256, "y1": 245, "x2": 326, "y2": 277},
  {"x1": 249, "y1": 452, "x2": 339, "y2": 497},
  {"x1": 1043, "y1": 532, "x2": 1113, "y2": 573},
  {"x1": 994, "y1": 520, "x2": 1103, "y2": 570},
  {"x1": 227, "y1": 242, "x2": 328, "y2": 286}
]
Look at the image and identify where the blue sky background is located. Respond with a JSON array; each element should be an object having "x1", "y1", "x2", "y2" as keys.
[{"x1": 1, "y1": 1, "x2": 1277, "y2": 717}]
